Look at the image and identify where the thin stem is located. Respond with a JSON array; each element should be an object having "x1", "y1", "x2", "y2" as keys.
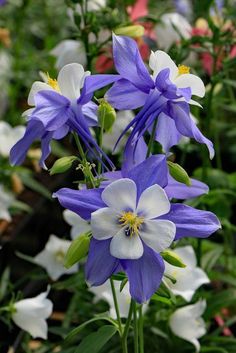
[
  {"x1": 146, "y1": 118, "x2": 158, "y2": 158},
  {"x1": 122, "y1": 300, "x2": 134, "y2": 353},
  {"x1": 73, "y1": 132, "x2": 85, "y2": 162},
  {"x1": 139, "y1": 305, "x2": 144, "y2": 353},
  {"x1": 133, "y1": 301, "x2": 139, "y2": 353},
  {"x1": 98, "y1": 111, "x2": 105, "y2": 175},
  {"x1": 110, "y1": 278, "x2": 122, "y2": 335}
]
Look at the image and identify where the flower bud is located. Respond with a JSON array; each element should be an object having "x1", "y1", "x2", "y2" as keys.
[
  {"x1": 114, "y1": 25, "x2": 145, "y2": 38},
  {"x1": 98, "y1": 100, "x2": 116, "y2": 132},
  {"x1": 168, "y1": 161, "x2": 191, "y2": 186},
  {"x1": 50, "y1": 156, "x2": 77, "y2": 175},
  {"x1": 161, "y1": 249, "x2": 186, "y2": 268},
  {"x1": 64, "y1": 233, "x2": 90, "y2": 268}
]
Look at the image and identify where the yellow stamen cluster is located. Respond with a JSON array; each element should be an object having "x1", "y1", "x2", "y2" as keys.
[
  {"x1": 46, "y1": 73, "x2": 60, "y2": 92},
  {"x1": 119, "y1": 211, "x2": 144, "y2": 236},
  {"x1": 178, "y1": 65, "x2": 190, "y2": 75}
]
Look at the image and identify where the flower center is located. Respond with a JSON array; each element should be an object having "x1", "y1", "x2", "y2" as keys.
[
  {"x1": 54, "y1": 249, "x2": 65, "y2": 263},
  {"x1": 46, "y1": 73, "x2": 60, "y2": 92},
  {"x1": 119, "y1": 211, "x2": 144, "y2": 237},
  {"x1": 178, "y1": 65, "x2": 190, "y2": 75}
]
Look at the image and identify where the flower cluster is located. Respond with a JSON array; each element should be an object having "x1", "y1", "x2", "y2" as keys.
[{"x1": 11, "y1": 34, "x2": 220, "y2": 308}]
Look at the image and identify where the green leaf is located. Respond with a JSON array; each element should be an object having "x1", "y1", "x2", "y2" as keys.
[
  {"x1": 0, "y1": 267, "x2": 10, "y2": 301},
  {"x1": 74, "y1": 325, "x2": 117, "y2": 353},
  {"x1": 64, "y1": 234, "x2": 90, "y2": 268},
  {"x1": 151, "y1": 294, "x2": 173, "y2": 306},
  {"x1": 161, "y1": 250, "x2": 186, "y2": 268},
  {"x1": 167, "y1": 161, "x2": 191, "y2": 186},
  {"x1": 50, "y1": 156, "x2": 77, "y2": 175},
  {"x1": 19, "y1": 172, "x2": 51, "y2": 200},
  {"x1": 66, "y1": 316, "x2": 117, "y2": 342}
]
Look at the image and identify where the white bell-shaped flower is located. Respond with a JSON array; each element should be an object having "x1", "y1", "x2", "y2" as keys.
[
  {"x1": 34, "y1": 234, "x2": 77, "y2": 280},
  {"x1": 0, "y1": 122, "x2": 25, "y2": 157},
  {"x1": 0, "y1": 184, "x2": 14, "y2": 221},
  {"x1": 50, "y1": 40, "x2": 87, "y2": 70},
  {"x1": 165, "y1": 246, "x2": 210, "y2": 302},
  {"x1": 169, "y1": 300, "x2": 207, "y2": 352},
  {"x1": 12, "y1": 288, "x2": 53, "y2": 339},
  {"x1": 154, "y1": 12, "x2": 192, "y2": 51}
]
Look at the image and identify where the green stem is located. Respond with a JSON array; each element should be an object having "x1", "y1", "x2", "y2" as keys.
[
  {"x1": 122, "y1": 300, "x2": 134, "y2": 353},
  {"x1": 133, "y1": 301, "x2": 139, "y2": 353},
  {"x1": 139, "y1": 306, "x2": 144, "y2": 353},
  {"x1": 98, "y1": 112, "x2": 105, "y2": 175},
  {"x1": 146, "y1": 118, "x2": 158, "y2": 158},
  {"x1": 73, "y1": 132, "x2": 86, "y2": 162},
  {"x1": 110, "y1": 278, "x2": 123, "y2": 335}
]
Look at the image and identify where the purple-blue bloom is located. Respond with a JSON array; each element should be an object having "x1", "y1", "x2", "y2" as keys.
[
  {"x1": 54, "y1": 156, "x2": 220, "y2": 303},
  {"x1": 10, "y1": 63, "x2": 118, "y2": 169},
  {"x1": 104, "y1": 35, "x2": 214, "y2": 162}
]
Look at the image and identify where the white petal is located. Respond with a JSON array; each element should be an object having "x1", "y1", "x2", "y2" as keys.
[
  {"x1": 0, "y1": 122, "x2": 25, "y2": 157},
  {"x1": 169, "y1": 300, "x2": 206, "y2": 352},
  {"x1": 28, "y1": 81, "x2": 53, "y2": 106},
  {"x1": 137, "y1": 184, "x2": 170, "y2": 219},
  {"x1": 102, "y1": 179, "x2": 137, "y2": 213},
  {"x1": 50, "y1": 40, "x2": 87, "y2": 70},
  {"x1": 175, "y1": 74, "x2": 205, "y2": 97},
  {"x1": 173, "y1": 245, "x2": 197, "y2": 267},
  {"x1": 149, "y1": 50, "x2": 178, "y2": 81},
  {"x1": 57, "y1": 63, "x2": 90, "y2": 101},
  {"x1": 139, "y1": 220, "x2": 176, "y2": 253},
  {"x1": 110, "y1": 228, "x2": 143, "y2": 259},
  {"x1": 12, "y1": 314, "x2": 48, "y2": 339},
  {"x1": 63, "y1": 209, "x2": 90, "y2": 239},
  {"x1": 91, "y1": 207, "x2": 119, "y2": 240},
  {"x1": 166, "y1": 267, "x2": 209, "y2": 302},
  {"x1": 45, "y1": 234, "x2": 71, "y2": 253}
]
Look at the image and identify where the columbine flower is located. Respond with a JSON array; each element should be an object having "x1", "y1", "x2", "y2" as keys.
[
  {"x1": 34, "y1": 235, "x2": 77, "y2": 280},
  {"x1": 154, "y1": 13, "x2": 192, "y2": 51},
  {"x1": 0, "y1": 184, "x2": 14, "y2": 221},
  {"x1": 63, "y1": 210, "x2": 90, "y2": 239},
  {"x1": 12, "y1": 288, "x2": 53, "y2": 339},
  {"x1": 104, "y1": 34, "x2": 214, "y2": 162},
  {"x1": 54, "y1": 156, "x2": 220, "y2": 303},
  {"x1": 164, "y1": 246, "x2": 210, "y2": 302},
  {"x1": 0, "y1": 122, "x2": 25, "y2": 157},
  {"x1": 169, "y1": 300, "x2": 207, "y2": 352},
  {"x1": 50, "y1": 40, "x2": 87, "y2": 70},
  {"x1": 10, "y1": 63, "x2": 115, "y2": 169}
]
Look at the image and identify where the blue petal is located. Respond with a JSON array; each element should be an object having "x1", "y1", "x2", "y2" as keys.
[
  {"x1": 127, "y1": 155, "x2": 168, "y2": 199},
  {"x1": 163, "y1": 204, "x2": 221, "y2": 240},
  {"x1": 112, "y1": 34, "x2": 154, "y2": 92},
  {"x1": 106, "y1": 79, "x2": 148, "y2": 110},
  {"x1": 53, "y1": 188, "x2": 105, "y2": 220},
  {"x1": 155, "y1": 68, "x2": 179, "y2": 99},
  {"x1": 79, "y1": 74, "x2": 121, "y2": 104},
  {"x1": 39, "y1": 131, "x2": 53, "y2": 169},
  {"x1": 121, "y1": 136, "x2": 147, "y2": 174},
  {"x1": 10, "y1": 120, "x2": 44, "y2": 166},
  {"x1": 121, "y1": 244, "x2": 165, "y2": 303},
  {"x1": 168, "y1": 101, "x2": 215, "y2": 159},
  {"x1": 154, "y1": 112, "x2": 182, "y2": 152},
  {"x1": 165, "y1": 175, "x2": 209, "y2": 199},
  {"x1": 33, "y1": 90, "x2": 73, "y2": 131},
  {"x1": 86, "y1": 238, "x2": 120, "y2": 286},
  {"x1": 82, "y1": 101, "x2": 98, "y2": 127}
]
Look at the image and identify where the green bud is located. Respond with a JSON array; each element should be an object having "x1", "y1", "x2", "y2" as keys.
[
  {"x1": 167, "y1": 161, "x2": 191, "y2": 186},
  {"x1": 50, "y1": 156, "x2": 77, "y2": 175},
  {"x1": 98, "y1": 100, "x2": 116, "y2": 132},
  {"x1": 161, "y1": 249, "x2": 186, "y2": 268},
  {"x1": 114, "y1": 25, "x2": 145, "y2": 38},
  {"x1": 64, "y1": 234, "x2": 90, "y2": 269}
]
